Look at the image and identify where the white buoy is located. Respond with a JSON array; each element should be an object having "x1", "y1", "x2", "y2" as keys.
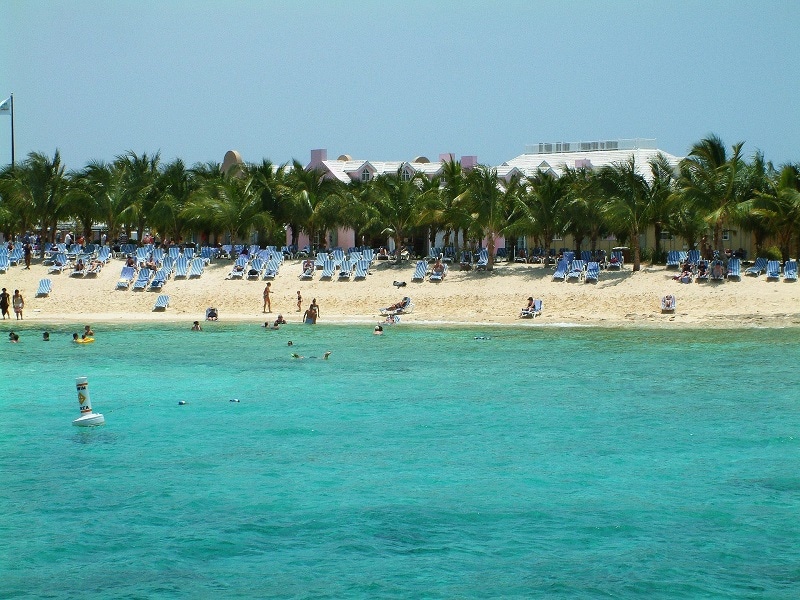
[{"x1": 72, "y1": 376, "x2": 105, "y2": 427}]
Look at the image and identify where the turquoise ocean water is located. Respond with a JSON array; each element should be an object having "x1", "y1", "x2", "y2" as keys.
[{"x1": 1, "y1": 323, "x2": 799, "y2": 599}]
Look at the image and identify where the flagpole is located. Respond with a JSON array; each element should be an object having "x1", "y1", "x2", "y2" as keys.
[{"x1": 9, "y1": 93, "x2": 14, "y2": 167}]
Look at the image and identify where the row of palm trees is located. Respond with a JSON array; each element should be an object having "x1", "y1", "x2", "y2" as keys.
[{"x1": 1, "y1": 135, "x2": 798, "y2": 271}]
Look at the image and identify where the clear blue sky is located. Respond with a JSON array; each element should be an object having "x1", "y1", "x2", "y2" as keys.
[{"x1": 2, "y1": 0, "x2": 798, "y2": 171}]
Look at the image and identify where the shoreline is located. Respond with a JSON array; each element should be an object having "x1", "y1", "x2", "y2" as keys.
[{"x1": 3, "y1": 257, "x2": 800, "y2": 330}]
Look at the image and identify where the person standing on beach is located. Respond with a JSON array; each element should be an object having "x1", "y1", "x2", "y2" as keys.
[
  {"x1": 263, "y1": 282, "x2": 272, "y2": 313},
  {"x1": 0, "y1": 288, "x2": 9, "y2": 319},
  {"x1": 296, "y1": 290, "x2": 302, "y2": 312},
  {"x1": 23, "y1": 242, "x2": 32, "y2": 269},
  {"x1": 12, "y1": 289, "x2": 24, "y2": 320}
]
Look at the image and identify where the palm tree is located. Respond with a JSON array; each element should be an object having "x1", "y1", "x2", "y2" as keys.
[
  {"x1": 645, "y1": 153, "x2": 678, "y2": 263},
  {"x1": 285, "y1": 160, "x2": 342, "y2": 252},
  {"x1": 0, "y1": 151, "x2": 70, "y2": 255},
  {"x1": 435, "y1": 158, "x2": 470, "y2": 254},
  {"x1": 454, "y1": 166, "x2": 517, "y2": 271},
  {"x1": 514, "y1": 169, "x2": 570, "y2": 263},
  {"x1": 74, "y1": 160, "x2": 131, "y2": 244},
  {"x1": 369, "y1": 168, "x2": 425, "y2": 263},
  {"x1": 560, "y1": 166, "x2": 606, "y2": 257},
  {"x1": 749, "y1": 164, "x2": 800, "y2": 261},
  {"x1": 150, "y1": 158, "x2": 197, "y2": 244},
  {"x1": 182, "y1": 169, "x2": 275, "y2": 245},
  {"x1": 599, "y1": 156, "x2": 650, "y2": 271},
  {"x1": 246, "y1": 160, "x2": 292, "y2": 245},
  {"x1": 677, "y1": 135, "x2": 746, "y2": 254},
  {"x1": 117, "y1": 151, "x2": 160, "y2": 241}
]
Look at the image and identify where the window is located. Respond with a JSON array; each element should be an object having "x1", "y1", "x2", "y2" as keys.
[
  {"x1": 722, "y1": 230, "x2": 730, "y2": 241},
  {"x1": 401, "y1": 169, "x2": 412, "y2": 182},
  {"x1": 361, "y1": 170, "x2": 371, "y2": 182},
  {"x1": 660, "y1": 231, "x2": 674, "y2": 241}
]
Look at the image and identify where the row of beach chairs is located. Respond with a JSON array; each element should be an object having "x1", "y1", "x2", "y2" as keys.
[
  {"x1": 116, "y1": 255, "x2": 206, "y2": 291},
  {"x1": 410, "y1": 260, "x2": 448, "y2": 282},
  {"x1": 552, "y1": 259, "x2": 602, "y2": 282},
  {"x1": 227, "y1": 252, "x2": 283, "y2": 280},
  {"x1": 302, "y1": 257, "x2": 371, "y2": 281},
  {"x1": 744, "y1": 257, "x2": 798, "y2": 281}
]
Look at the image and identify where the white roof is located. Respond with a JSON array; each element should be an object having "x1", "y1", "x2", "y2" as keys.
[
  {"x1": 503, "y1": 147, "x2": 683, "y2": 182},
  {"x1": 319, "y1": 159, "x2": 444, "y2": 182}
]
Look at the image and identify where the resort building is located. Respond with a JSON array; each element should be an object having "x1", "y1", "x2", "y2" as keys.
[{"x1": 282, "y1": 139, "x2": 754, "y2": 259}]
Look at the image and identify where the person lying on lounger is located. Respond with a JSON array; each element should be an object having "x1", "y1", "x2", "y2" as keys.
[{"x1": 384, "y1": 298, "x2": 410, "y2": 312}]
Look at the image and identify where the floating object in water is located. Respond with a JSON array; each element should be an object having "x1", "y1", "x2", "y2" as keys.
[
  {"x1": 230, "y1": 398, "x2": 240, "y2": 403},
  {"x1": 72, "y1": 376, "x2": 105, "y2": 427},
  {"x1": 178, "y1": 400, "x2": 187, "y2": 405},
  {"x1": 75, "y1": 337, "x2": 95, "y2": 344},
  {"x1": 474, "y1": 335, "x2": 492, "y2": 340}
]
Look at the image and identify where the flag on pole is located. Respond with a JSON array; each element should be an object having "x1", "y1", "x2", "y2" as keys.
[{"x1": 0, "y1": 97, "x2": 10, "y2": 115}]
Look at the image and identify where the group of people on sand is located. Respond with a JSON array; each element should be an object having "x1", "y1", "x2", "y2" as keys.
[{"x1": 0, "y1": 288, "x2": 24, "y2": 320}]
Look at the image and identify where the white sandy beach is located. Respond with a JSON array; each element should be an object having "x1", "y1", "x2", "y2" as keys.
[{"x1": 2, "y1": 256, "x2": 800, "y2": 328}]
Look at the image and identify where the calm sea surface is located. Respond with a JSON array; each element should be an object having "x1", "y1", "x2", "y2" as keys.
[{"x1": 1, "y1": 323, "x2": 799, "y2": 599}]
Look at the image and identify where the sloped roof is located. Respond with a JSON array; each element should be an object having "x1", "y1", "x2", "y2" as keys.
[{"x1": 503, "y1": 147, "x2": 682, "y2": 182}]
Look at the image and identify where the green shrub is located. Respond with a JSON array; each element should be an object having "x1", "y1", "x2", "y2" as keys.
[{"x1": 761, "y1": 246, "x2": 782, "y2": 261}]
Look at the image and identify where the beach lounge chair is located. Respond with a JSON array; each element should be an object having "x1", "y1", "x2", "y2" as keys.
[
  {"x1": 661, "y1": 295, "x2": 676, "y2": 313},
  {"x1": 48, "y1": 253, "x2": 69, "y2": 274},
  {"x1": 116, "y1": 266, "x2": 136, "y2": 289},
  {"x1": 338, "y1": 259, "x2": 354, "y2": 280},
  {"x1": 320, "y1": 259, "x2": 335, "y2": 279},
  {"x1": 783, "y1": 260, "x2": 797, "y2": 281},
  {"x1": 200, "y1": 246, "x2": 215, "y2": 264},
  {"x1": 8, "y1": 247, "x2": 23, "y2": 266},
  {"x1": 96, "y1": 247, "x2": 111, "y2": 264},
  {"x1": 475, "y1": 249, "x2": 489, "y2": 270},
  {"x1": 36, "y1": 278, "x2": 52, "y2": 297},
  {"x1": 687, "y1": 249, "x2": 700, "y2": 265},
  {"x1": 411, "y1": 260, "x2": 428, "y2": 282},
  {"x1": 552, "y1": 258, "x2": 568, "y2": 281},
  {"x1": 362, "y1": 248, "x2": 375, "y2": 264},
  {"x1": 354, "y1": 259, "x2": 369, "y2": 280},
  {"x1": 0, "y1": 254, "x2": 9, "y2": 273},
  {"x1": 174, "y1": 256, "x2": 189, "y2": 278},
  {"x1": 314, "y1": 252, "x2": 329, "y2": 270},
  {"x1": 299, "y1": 259, "x2": 315, "y2": 280},
  {"x1": 665, "y1": 250, "x2": 682, "y2": 269},
  {"x1": 607, "y1": 251, "x2": 624, "y2": 270},
  {"x1": 228, "y1": 256, "x2": 247, "y2": 279},
  {"x1": 133, "y1": 268, "x2": 152, "y2": 290},
  {"x1": 745, "y1": 257, "x2": 768, "y2": 277},
  {"x1": 567, "y1": 260, "x2": 585, "y2": 281},
  {"x1": 585, "y1": 262, "x2": 600, "y2": 282},
  {"x1": 247, "y1": 257, "x2": 265, "y2": 279},
  {"x1": 380, "y1": 296, "x2": 413, "y2": 316},
  {"x1": 263, "y1": 258, "x2": 280, "y2": 279},
  {"x1": 186, "y1": 257, "x2": 202, "y2": 278},
  {"x1": 696, "y1": 260, "x2": 710, "y2": 282},
  {"x1": 520, "y1": 299, "x2": 543, "y2": 319},
  {"x1": 726, "y1": 257, "x2": 741, "y2": 280},
  {"x1": 709, "y1": 260, "x2": 726, "y2": 281},
  {"x1": 429, "y1": 262, "x2": 448, "y2": 282},
  {"x1": 149, "y1": 268, "x2": 169, "y2": 290},
  {"x1": 153, "y1": 294, "x2": 170, "y2": 311},
  {"x1": 766, "y1": 260, "x2": 781, "y2": 280},
  {"x1": 70, "y1": 261, "x2": 86, "y2": 277},
  {"x1": 331, "y1": 248, "x2": 346, "y2": 267}
]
